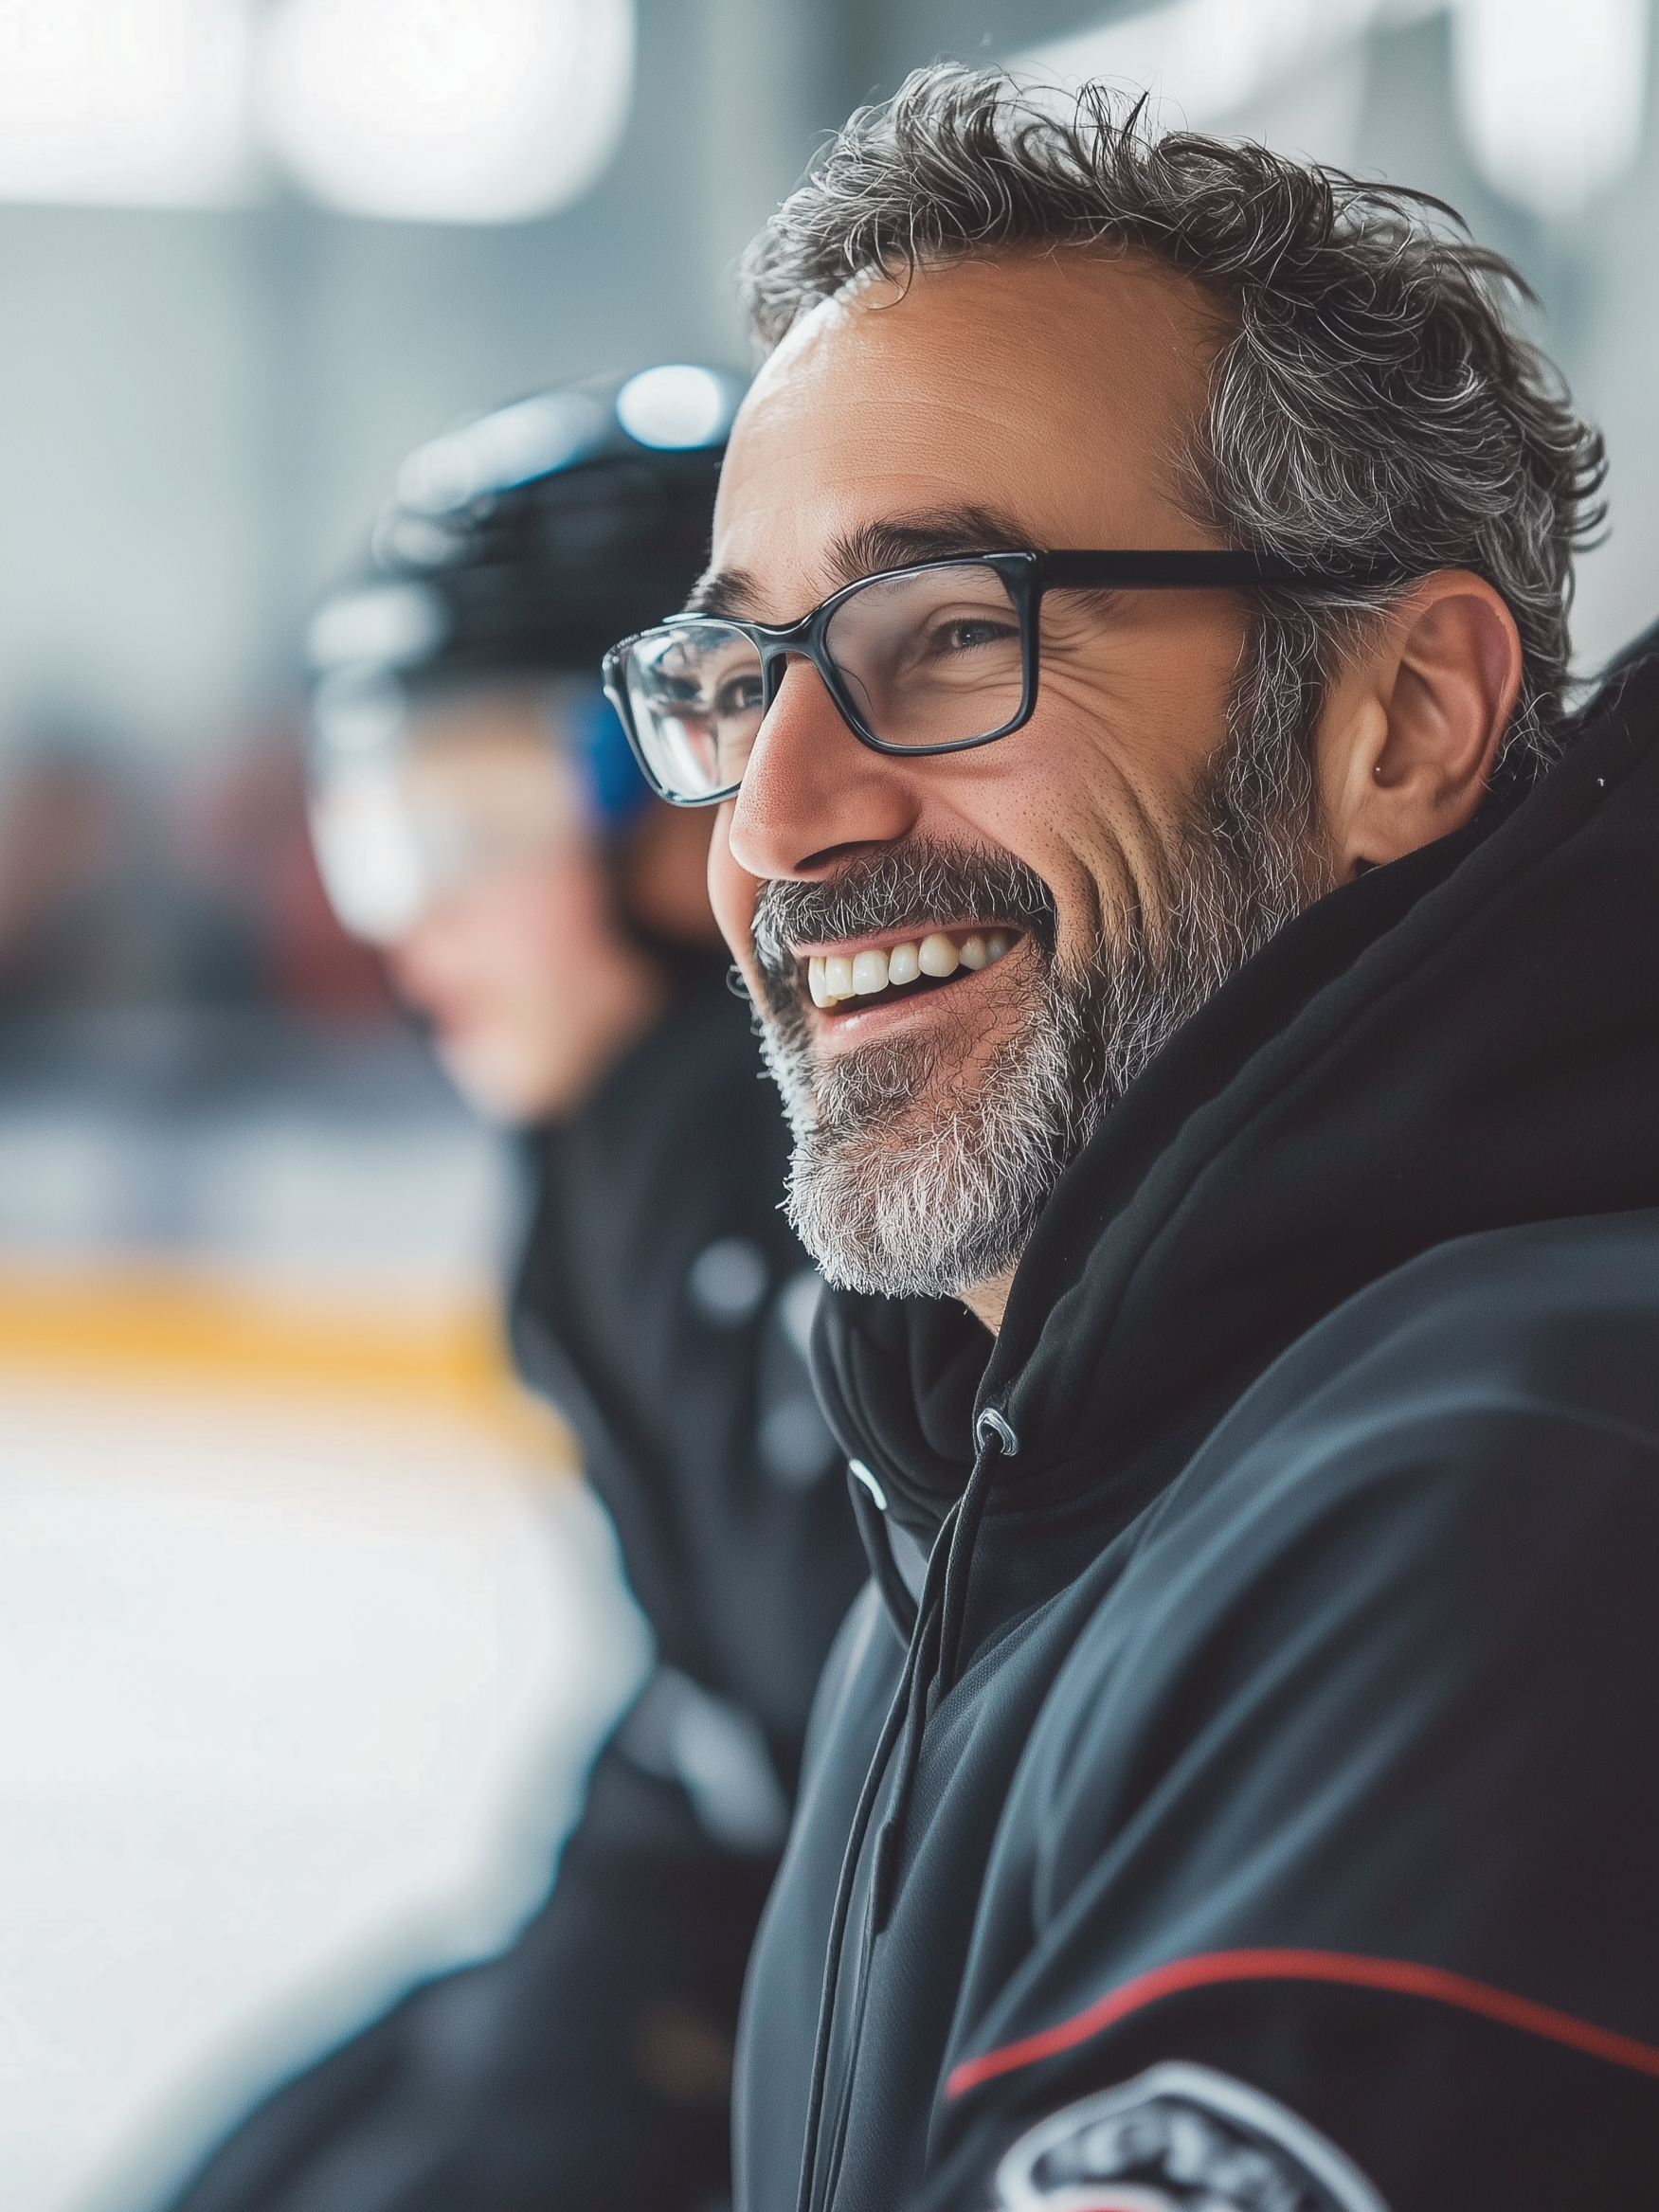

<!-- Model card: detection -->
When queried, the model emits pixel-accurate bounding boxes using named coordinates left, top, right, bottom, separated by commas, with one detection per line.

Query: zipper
left=796, top=1408, right=1018, bottom=2212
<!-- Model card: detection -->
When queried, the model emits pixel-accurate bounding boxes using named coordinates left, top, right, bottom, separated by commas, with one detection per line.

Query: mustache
left=749, top=841, right=1057, bottom=1012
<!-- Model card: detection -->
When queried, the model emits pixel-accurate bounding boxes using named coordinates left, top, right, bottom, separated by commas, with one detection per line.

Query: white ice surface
left=0, top=1379, right=649, bottom=2212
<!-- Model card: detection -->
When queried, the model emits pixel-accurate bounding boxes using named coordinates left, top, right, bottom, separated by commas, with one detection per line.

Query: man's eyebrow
left=683, top=565, right=761, bottom=618
left=827, top=507, right=1030, bottom=588
left=681, top=506, right=1032, bottom=624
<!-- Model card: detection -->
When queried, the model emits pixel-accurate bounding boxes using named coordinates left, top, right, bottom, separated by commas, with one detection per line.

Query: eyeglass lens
left=622, top=562, right=1025, bottom=800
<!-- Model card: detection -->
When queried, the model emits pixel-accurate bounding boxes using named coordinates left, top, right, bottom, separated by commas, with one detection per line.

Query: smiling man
left=606, top=69, right=1659, bottom=2212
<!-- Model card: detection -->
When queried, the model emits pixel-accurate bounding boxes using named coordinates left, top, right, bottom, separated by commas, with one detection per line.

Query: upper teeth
left=808, top=929, right=1011, bottom=1009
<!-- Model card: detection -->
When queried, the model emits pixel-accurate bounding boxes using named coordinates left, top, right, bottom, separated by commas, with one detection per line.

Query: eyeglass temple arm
left=1036, top=550, right=1416, bottom=590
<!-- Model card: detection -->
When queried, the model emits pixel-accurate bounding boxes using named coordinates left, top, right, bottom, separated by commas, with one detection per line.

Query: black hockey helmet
left=306, top=365, right=744, bottom=939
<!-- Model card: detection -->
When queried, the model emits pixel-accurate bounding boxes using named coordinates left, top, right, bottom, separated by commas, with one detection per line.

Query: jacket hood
left=813, top=628, right=1659, bottom=1576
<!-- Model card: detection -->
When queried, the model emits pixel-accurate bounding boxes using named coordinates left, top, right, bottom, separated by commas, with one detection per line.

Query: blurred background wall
left=1, top=0, right=1653, bottom=769
left=0, top=3, right=1653, bottom=2208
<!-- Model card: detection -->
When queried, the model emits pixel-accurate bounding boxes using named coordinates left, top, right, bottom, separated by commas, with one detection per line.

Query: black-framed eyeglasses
left=601, top=548, right=1412, bottom=807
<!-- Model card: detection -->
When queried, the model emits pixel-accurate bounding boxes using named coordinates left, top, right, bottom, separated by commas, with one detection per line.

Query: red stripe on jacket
left=946, top=1947, right=1659, bottom=2098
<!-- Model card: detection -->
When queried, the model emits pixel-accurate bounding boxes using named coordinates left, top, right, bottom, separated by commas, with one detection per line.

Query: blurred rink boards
left=0, top=1015, right=651, bottom=2212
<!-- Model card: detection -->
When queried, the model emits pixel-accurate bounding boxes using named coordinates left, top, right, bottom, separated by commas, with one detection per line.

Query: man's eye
left=930, top=618, right=1016, bottom=653
left=715, top=674, right=764, bottom=715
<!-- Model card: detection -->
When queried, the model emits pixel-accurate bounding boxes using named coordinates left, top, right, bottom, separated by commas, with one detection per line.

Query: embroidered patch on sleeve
left=992, top=2061, right=1389, bottom=2212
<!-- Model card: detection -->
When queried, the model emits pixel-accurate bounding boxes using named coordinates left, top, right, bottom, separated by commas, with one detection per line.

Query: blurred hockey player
left=163, top=369, right=868, bottom=2212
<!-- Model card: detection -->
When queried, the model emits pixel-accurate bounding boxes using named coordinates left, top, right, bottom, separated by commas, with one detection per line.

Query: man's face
left=380, top=697, right=658, bottom=1124
left=706, top=253, right=1325, bottom=1306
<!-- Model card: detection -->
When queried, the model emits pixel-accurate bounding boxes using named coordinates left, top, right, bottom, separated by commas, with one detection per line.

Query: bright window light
left=256, top=0, right=636, bottom=225
left=0, top=0, right=253, bottom=208
left=1452, top=0, right=1650, bottom=220
left=1017, top=0, right=1651, bottom=224
left=1013, top=0, right=1387, bottom=127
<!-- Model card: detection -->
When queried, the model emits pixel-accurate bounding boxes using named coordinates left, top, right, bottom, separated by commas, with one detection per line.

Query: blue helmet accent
left=569, top=688, right=651, bottom=832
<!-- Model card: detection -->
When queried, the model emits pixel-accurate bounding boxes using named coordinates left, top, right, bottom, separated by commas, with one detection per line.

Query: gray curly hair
left=738, top=65, right=1607, bottom=788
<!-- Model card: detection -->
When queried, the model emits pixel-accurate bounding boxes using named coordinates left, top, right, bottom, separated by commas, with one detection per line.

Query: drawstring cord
left=794, top=1408, right=1018, bottom=2212
left=936, top=1408, right=1016, bottom=1698
left=846, top=1470, right=920, bottom=1642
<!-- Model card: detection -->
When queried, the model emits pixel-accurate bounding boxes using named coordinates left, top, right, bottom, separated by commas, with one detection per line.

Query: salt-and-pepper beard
left=748, top=728, right=1333, bottom=1304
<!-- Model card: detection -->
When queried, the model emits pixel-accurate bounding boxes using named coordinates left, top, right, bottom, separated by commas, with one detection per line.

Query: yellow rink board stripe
left=0, top=1262, right=577, bottom=1464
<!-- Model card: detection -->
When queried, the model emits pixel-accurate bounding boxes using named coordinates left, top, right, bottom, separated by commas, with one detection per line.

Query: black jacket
left=736, top=634, right=1659, bottom=2212
left=163, top=962, right=868, bottom=2212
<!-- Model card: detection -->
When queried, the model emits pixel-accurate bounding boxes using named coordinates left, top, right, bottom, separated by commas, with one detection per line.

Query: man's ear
left=1317, top=572, right=1524, bottom=877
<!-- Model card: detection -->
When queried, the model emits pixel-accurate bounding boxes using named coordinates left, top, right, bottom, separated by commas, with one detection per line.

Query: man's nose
left=727, top=656, right=917, bottom=880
